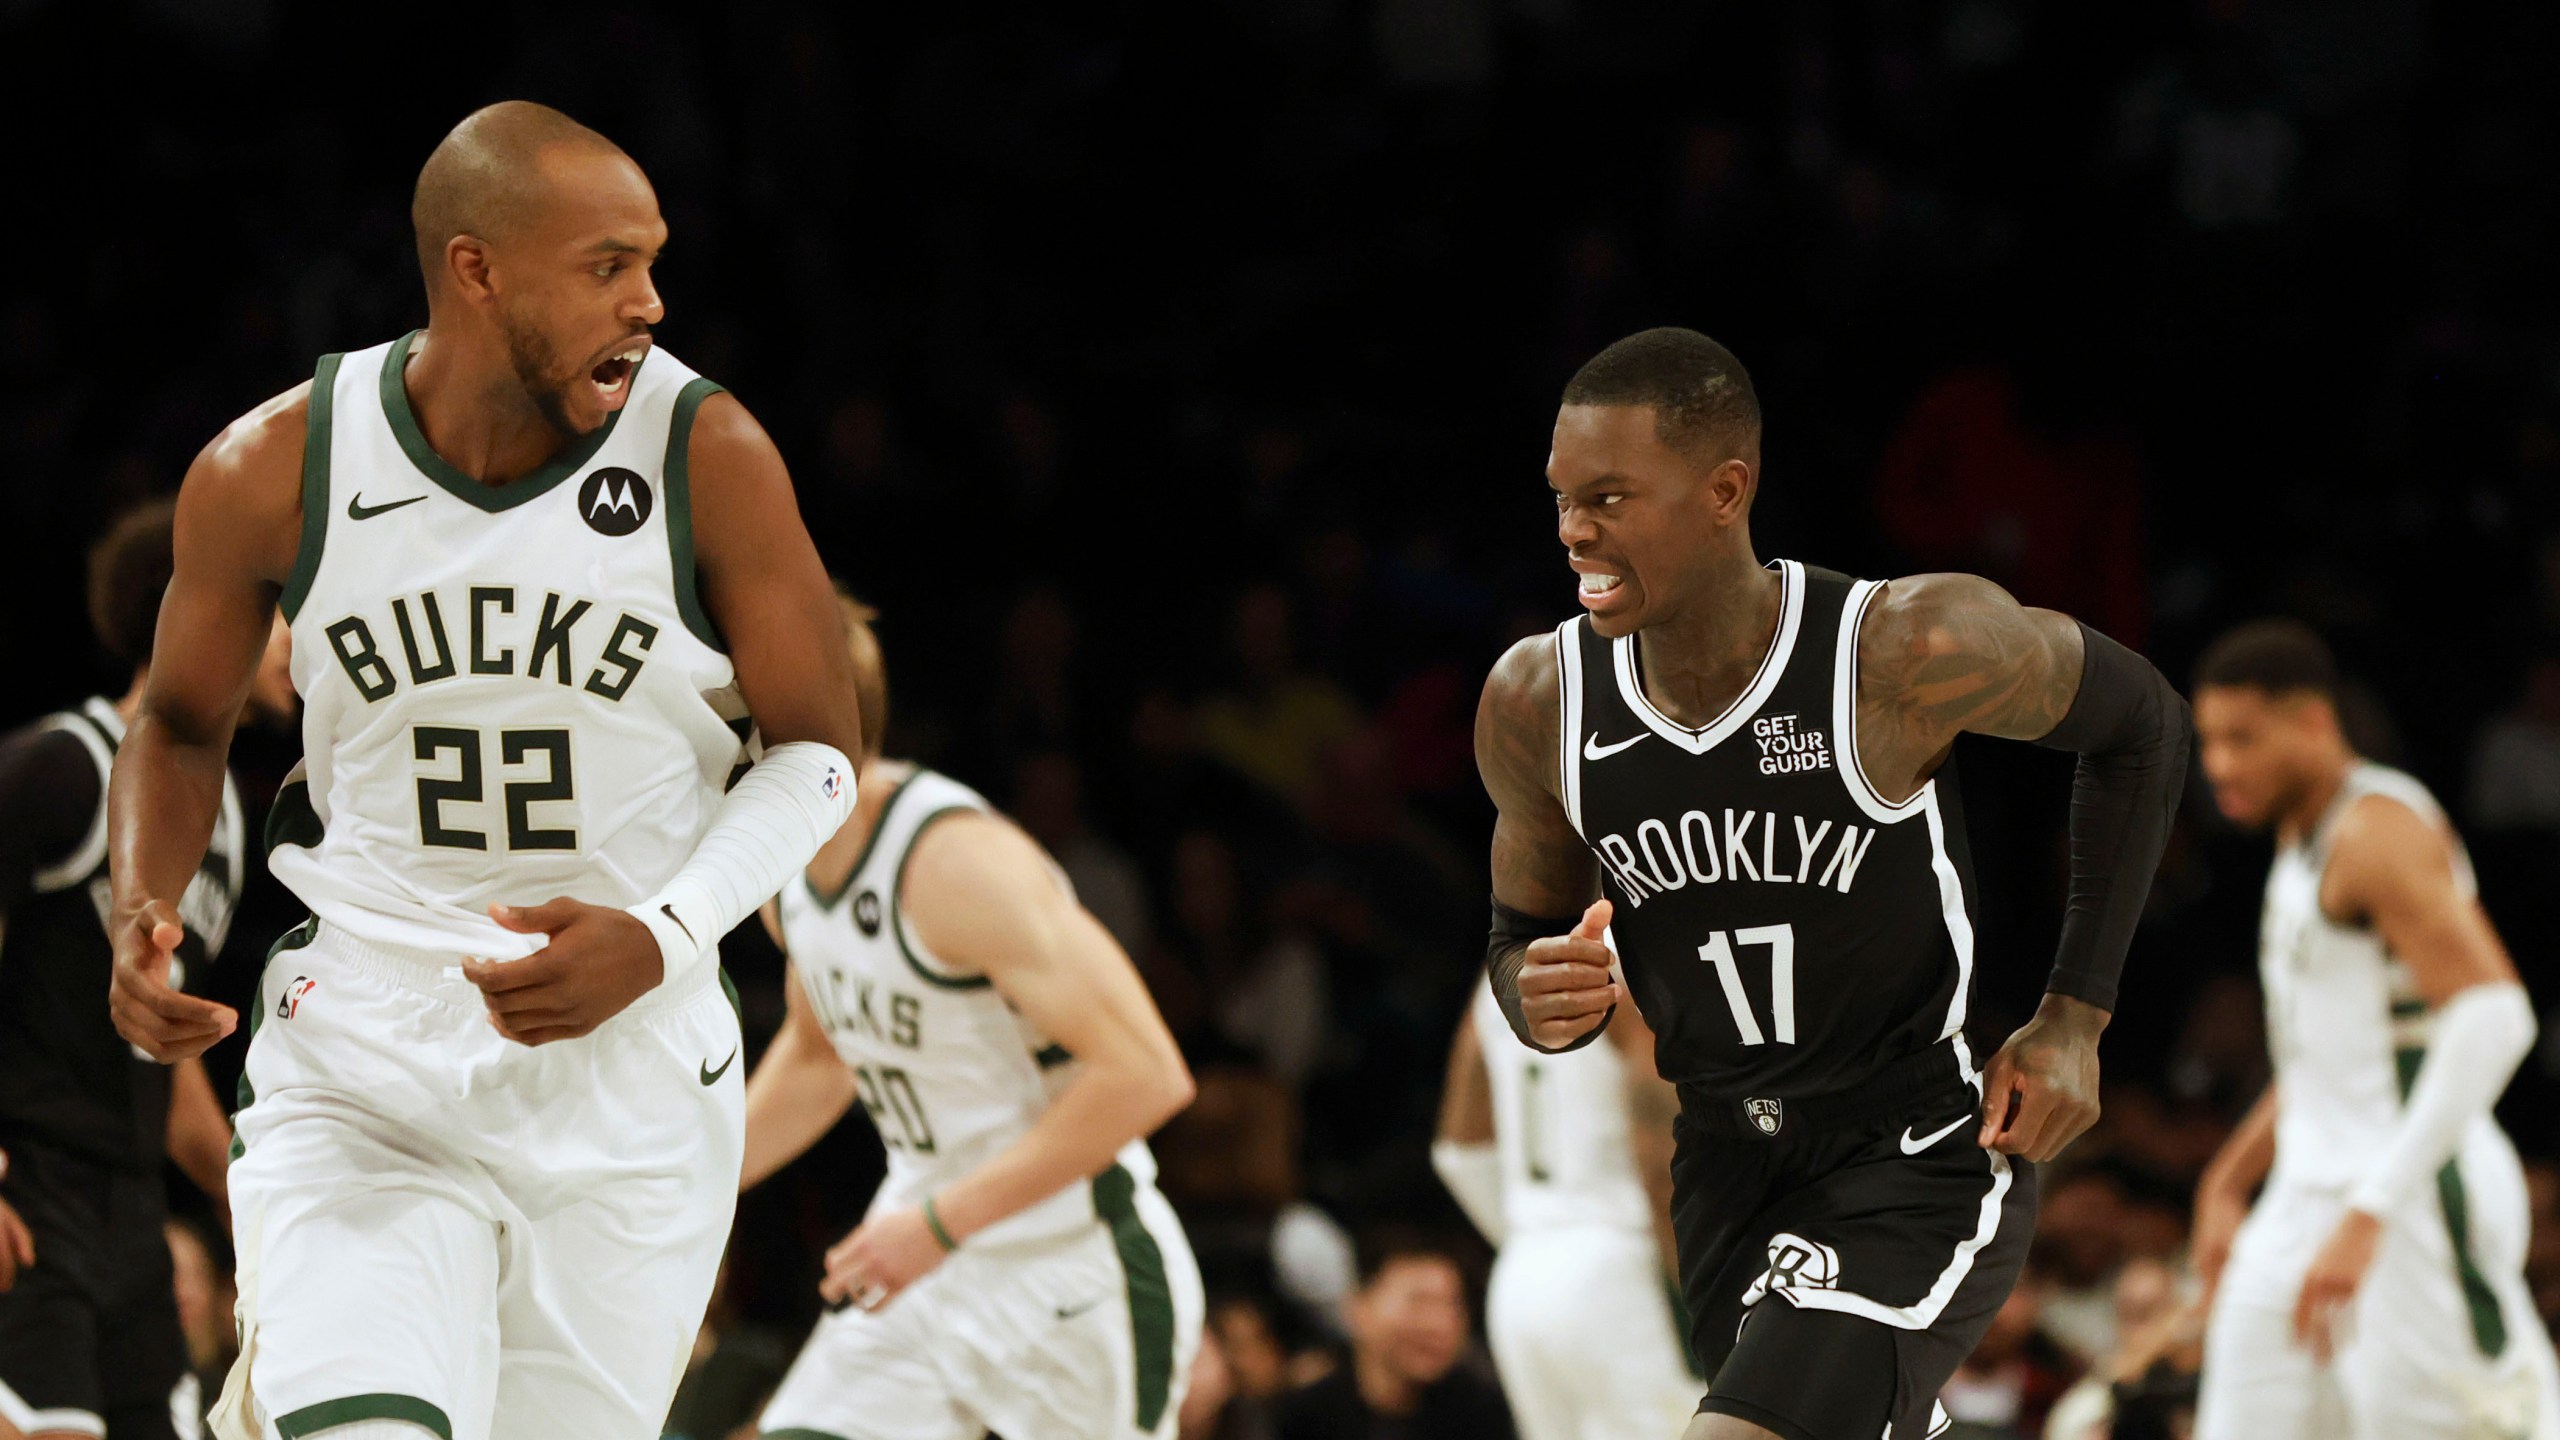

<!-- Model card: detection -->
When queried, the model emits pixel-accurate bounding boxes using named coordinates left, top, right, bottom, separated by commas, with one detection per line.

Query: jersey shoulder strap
left=866, top=769, right=1000, bottom=989
left=31, top=698, right=119, bottom=895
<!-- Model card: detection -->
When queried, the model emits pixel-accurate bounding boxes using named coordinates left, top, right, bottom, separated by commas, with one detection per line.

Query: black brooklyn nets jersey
left=0, top=699, right=244, bottom=1170
left=1558, top=560, right=1983, bottom=1097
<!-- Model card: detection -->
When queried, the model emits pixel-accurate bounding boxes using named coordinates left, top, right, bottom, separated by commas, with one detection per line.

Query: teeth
left=1581, top=573, right=1622, bottom=594
left=617, top=347, right=643, bottom=362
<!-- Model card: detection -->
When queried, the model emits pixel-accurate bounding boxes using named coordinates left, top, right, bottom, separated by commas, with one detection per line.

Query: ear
left=445, top=234, right=499, bottom=306
left=1706, top=456, right=1755, bottom=525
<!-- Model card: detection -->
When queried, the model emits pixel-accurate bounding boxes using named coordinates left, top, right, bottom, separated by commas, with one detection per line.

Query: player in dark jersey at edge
left=1477, top=328, right=2189, bottom=1440
left=0, top=500, right=292, bottom=1440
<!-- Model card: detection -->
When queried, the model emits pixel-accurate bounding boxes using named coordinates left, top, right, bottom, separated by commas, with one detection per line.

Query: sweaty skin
left=108, top=125, right=859, bottom=1061
left=1479, top=401, right=2106, bottom=1165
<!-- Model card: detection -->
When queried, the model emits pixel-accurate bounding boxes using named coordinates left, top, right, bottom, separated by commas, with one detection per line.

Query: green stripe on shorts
left=275, top=1392, right=452, bottom=1439
left=2393, top=1045, right=2509, bottom=1357
left=1094, top=1163, right=1176, bottom=1432
left=231, top=918, right=318, bottom=1162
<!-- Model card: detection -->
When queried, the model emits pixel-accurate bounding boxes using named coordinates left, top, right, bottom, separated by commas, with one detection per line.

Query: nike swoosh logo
left=1584, top=731, right=1652, bottom=761
left=1900, top=1115, right=1970, bottom=1155
left=700, top=1047, right=737, bottom=1086
left=661, top=904, right=696, bottom=944
left=1055, top=1298, right=1104, bottom=1320
left=346, top=493, right=427, bottom=521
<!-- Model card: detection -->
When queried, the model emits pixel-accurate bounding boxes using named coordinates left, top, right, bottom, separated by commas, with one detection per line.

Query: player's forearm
left=930, top=1048, right=1194, bottom=1243
left=629, top=741, right=855, bottom=990
left=107, top=714, right=231, bottom=919
left=2198, top=1084, right=2278, bottom=1202
left=740, top=1030, right=858, bottom=1191
left=165, top=1058, right=232, bottom=1209
left=2031, top=624, right=2192, bottom=1012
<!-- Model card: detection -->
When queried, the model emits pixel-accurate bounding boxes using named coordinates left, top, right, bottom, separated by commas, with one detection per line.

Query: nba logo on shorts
left=277, top=976, right=318, bottom=1020
left=1745, top=1097, right=1783, bottom=1136
left=822, top=767, right=844, bottom=801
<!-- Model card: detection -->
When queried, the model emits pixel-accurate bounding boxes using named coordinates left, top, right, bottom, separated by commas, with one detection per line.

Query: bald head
left=412, top=101, right=633, bottom=287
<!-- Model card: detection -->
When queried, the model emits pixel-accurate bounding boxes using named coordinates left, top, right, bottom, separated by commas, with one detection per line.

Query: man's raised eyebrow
left=588, top=237, right=659, bottom=256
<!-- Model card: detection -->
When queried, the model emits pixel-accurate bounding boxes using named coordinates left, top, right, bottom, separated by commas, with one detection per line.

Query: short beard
left=497, top=310, right=582, bottom=438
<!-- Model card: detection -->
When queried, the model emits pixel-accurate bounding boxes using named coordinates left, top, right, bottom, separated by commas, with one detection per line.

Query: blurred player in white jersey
left=1435, top=963, right=1700, bottom=1440
left=2189, top=620, right=2560, bottom=1440
left=741, top=592, right=1202, bottom=1440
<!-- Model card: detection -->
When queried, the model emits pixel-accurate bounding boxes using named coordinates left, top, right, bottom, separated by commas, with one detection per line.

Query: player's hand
left=2191, top=1180, right=2250, bottom=1311
left=819, top=1205, right=948, bottom=1312
left=464, top=899, right=665, bottom=1046
left=2292, top=1207, right=2381, bottom=1364
left=108, top=898, right=237, bottom=1063
left=0, top=1188, right=34, bottom=1292
left=1518, top=899, right=1621, bottom=1049
left=1976, top=993, right=2105, bottom=1162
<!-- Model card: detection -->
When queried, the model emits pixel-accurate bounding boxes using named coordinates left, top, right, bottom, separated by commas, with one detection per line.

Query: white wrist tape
left=1430, top=1139, right=1506, bottom=1245
left=630, top=741, right=856, bottom=986
left=2348, top=981, right=2536, bottom=1218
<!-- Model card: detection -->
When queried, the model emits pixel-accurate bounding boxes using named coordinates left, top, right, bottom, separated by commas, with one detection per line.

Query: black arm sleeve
left=2030, top=623, right=2192, bottom=1013
left=0, top=726, right=102, bottom=909
left=1488, top=899, right=1614, bottom=1054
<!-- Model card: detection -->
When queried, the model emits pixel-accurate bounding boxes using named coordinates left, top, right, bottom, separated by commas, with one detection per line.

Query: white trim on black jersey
left=1555, top=619, right=1587, bottom=839
left=29, top=699, right=118, bottom=896
left=1774, top=1151, right=2015, bottom=1333
left=1611, top=560, right=1804, bottom=755
left=1832, top=578, right=1932, bottom=827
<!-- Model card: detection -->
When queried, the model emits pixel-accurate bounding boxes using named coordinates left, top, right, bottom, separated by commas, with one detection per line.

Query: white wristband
left=2347, top=981, right=2536, bottom=1218
left=631, top=740, right=856, bottom=986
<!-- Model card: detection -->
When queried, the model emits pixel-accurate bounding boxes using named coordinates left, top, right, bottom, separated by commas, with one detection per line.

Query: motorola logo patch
left=578, top=467, right=653, bottom=536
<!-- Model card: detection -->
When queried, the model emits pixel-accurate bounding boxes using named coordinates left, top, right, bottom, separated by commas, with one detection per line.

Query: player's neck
left=403, top=325, right=572, bottom=486
left=2277, top=748, right=2356, bottom=845
left=1630, top=556, right=1783, bottom=728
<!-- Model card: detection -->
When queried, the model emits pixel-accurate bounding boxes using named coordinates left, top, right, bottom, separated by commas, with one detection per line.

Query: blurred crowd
left=12, top=0, right=2560, bottom=1436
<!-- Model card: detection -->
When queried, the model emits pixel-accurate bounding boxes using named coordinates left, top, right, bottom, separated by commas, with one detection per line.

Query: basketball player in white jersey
left=1434, top=972, right=1698, bottom=1440
left=2187, top=620, right=2559, bottom=1440
left=102, top=103, right=863, bottom=1440
left=740, top=592, right=1202, bottom=1440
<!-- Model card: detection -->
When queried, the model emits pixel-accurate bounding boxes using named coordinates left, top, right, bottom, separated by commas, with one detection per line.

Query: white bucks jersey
left=1470, top=977, right=1653, bottom=1239
left=775, top=767, right=1160, bottom=1247
left=2260, top=762, right=2506, bottom=1201
left=272, top=332, right=746, bottom=956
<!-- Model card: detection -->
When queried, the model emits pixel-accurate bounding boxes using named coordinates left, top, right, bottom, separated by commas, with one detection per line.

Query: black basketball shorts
left=0, top=1139, right=191, bottom=1440
left=1670, top=1042, right=2038, bottom=1440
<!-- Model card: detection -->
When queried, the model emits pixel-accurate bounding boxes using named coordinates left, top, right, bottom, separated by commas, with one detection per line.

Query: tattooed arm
left=1856, top=573, right=2190, bottom=1162
left=1476, top=634, right=1618, bottom=1051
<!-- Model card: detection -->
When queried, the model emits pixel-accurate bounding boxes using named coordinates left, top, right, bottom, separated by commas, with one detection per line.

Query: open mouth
left=589, top=342, right=648, bottom=409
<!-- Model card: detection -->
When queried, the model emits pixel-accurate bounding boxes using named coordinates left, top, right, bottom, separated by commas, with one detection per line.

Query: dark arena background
left=6, top=3, right=2558, bottom=1438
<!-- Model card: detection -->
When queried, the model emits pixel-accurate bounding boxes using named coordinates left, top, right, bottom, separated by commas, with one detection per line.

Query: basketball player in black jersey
left=1479, top=329, right=2188, bottom=1440
left=0, top=501, right=292, bottom=1440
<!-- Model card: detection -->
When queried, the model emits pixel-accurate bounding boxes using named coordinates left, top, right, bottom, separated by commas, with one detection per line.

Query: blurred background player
left=0, top=500, right=290, bottom=1440
left=103, top=101, right=862, bottom=1440
left=740, top=590, right=1202, bottom=1440
left=1433, top=975, right=1697, bottom=1440
left=2189, top=619, right=2560, bottom=1440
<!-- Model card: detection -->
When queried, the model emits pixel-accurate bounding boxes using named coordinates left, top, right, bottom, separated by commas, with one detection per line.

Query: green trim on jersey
left=2393, top=1045, right=2509, bottom=1357
left=379, top=331, right=623, bottom=513
left=275, top=1391, right=453, bottom=1440
left=231, top=918, right=318, bottom=1162
left=1094, top=1163, right=1177, bottom=1432
left=265, top=777, right=324, bottom=854
left=279, top=351, right=341, bottom=622
left=663, top=376, right=728, bottom=650
left=892, top=805, right=994, bottom=990
left=806, top=773, right=919, bottom=910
